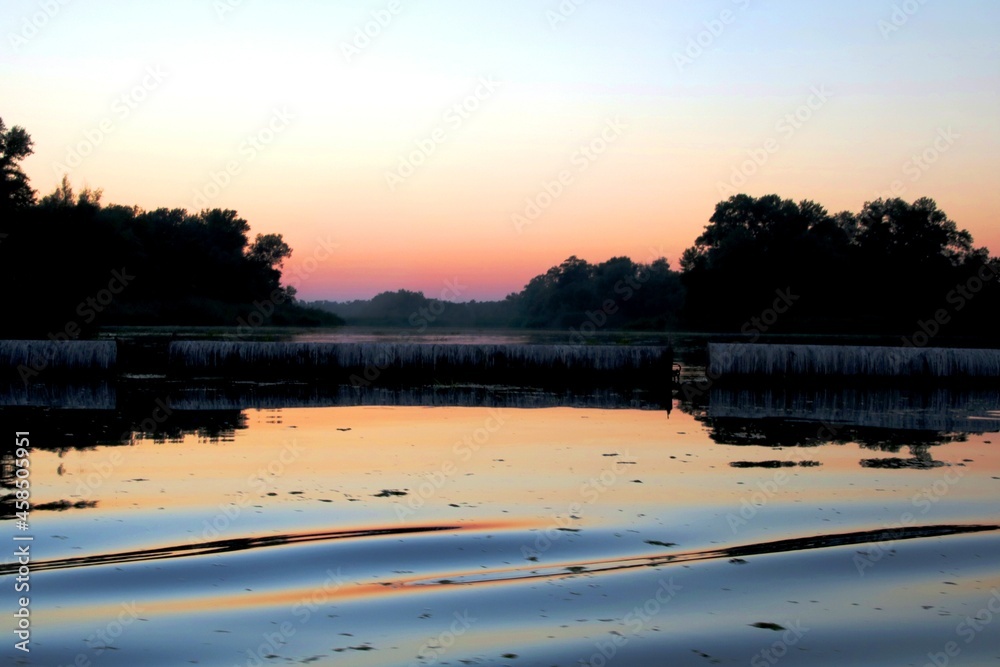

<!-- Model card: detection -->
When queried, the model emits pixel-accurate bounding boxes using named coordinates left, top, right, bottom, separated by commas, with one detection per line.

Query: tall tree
left=680, top=194, right=850, bottom=330
left=248, top=233, right=292, bottom=268
left=853, top=198, right=973, bottom=268
left=847, top=197, right=980, bottom=329
left=680, top=194, right=995, bottom=334
left=0, top=117, right=35, bottom=212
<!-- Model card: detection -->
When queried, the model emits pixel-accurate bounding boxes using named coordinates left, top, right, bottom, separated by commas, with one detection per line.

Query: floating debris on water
left=750, top=622, right=786, bottom=631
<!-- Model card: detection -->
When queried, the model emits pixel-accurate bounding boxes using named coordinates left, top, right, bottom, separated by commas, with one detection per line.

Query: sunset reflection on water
left=4, top=403, right=999, bottom=666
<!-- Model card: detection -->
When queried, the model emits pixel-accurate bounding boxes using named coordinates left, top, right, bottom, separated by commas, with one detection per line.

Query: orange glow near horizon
left=4, top=1, right=999, bottom=300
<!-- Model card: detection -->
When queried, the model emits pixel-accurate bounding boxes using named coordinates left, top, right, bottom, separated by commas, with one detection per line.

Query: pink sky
left=5, top=0, right=998, bottom=300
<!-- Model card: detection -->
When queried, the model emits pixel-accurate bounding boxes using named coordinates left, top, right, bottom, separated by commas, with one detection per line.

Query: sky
left=3, top=0, right=999, bottom=301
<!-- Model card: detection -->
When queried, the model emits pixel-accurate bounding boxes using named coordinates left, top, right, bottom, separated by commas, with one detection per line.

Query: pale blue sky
left=3, top=0, right=998, bottom=299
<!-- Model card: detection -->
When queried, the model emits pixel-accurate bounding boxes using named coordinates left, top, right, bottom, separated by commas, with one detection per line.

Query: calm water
left=2, top=385, right=999, bottom=666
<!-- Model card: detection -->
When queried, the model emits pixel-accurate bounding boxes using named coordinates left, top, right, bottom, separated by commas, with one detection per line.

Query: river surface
left=2, top=389, right=999, bottom=666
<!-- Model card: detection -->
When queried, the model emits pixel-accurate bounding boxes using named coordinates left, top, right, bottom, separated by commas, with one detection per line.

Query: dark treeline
left=314, top=290, right=519, bottom=330
left=0, top=118, right=340, bottom=338
left=316, top=194, right=1000, bottom=338
left=679, top=194, right=999, bottom=336
left=312, top=255, right=683, bottom=332
left=3, top=116, right=998, bottom=339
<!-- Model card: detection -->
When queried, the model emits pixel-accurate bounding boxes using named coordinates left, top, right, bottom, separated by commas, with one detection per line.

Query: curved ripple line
left=0, top=523, right=464, bottom=575
left=395, top=523, right=1000, bottom=588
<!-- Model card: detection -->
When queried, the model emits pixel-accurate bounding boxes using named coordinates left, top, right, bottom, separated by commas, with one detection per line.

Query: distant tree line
left=0, top=118, right=339, bottom=338
left=312, top=255, right=684, bottom=332
left=316, top=195, right=999, bottom=339
left=3, top=116, right=998, bottom=339
left=314, top=290, right=519, bottom=330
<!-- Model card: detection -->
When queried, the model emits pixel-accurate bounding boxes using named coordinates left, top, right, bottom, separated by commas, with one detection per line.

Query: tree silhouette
left=0, top=117, right=35, bottom=212
left=681, top=194, right=997, bottom=334
left=4, top=112, right=997, bottom=339
left=249, top=233, right=292, bottom=268
left=0, top=174, right=339, bottom=335
left=854, top=198, right=973, bottom=267
left=681, top=194, right=850, bottom=329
